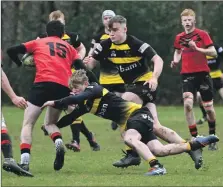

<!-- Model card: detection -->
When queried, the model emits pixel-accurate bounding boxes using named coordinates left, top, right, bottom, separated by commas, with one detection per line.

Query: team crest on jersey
left=141, top=114, right=154, bottom=122
left=111, top=51, right=116, bottom=57
left=124, top=50, right=131, bottom=57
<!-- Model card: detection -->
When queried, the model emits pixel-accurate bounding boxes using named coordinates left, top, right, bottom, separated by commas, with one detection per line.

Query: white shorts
left=1, top=113, right=7, bottom=128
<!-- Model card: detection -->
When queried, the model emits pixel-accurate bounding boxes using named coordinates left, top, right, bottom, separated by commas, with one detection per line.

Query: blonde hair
left=181, top=9, right=196, bottom=17
left=69, top=70, right=89, bottom=89
left=49, top=10, right=64, bottom=21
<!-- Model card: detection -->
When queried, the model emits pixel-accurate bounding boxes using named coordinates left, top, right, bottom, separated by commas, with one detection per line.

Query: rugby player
left=7, top=20, right=97, bottom=172
left=84, top=15, right=203, bottom=170
left=42, top=10, right=100, bottom=152
left=1, top=65, right=33, bottom=177
left=171, top=9, right=217, bottom=150
left=41, top=69, right=219, bottom=176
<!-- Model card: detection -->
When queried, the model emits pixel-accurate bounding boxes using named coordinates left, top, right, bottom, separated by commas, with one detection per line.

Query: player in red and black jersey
left=38, top=10, right=86, bottom=59
left=7, top=20, right=97, bottom=173
left=171, top=9, right=218, bottom=149
left=40, top=10, right=100, bottom=153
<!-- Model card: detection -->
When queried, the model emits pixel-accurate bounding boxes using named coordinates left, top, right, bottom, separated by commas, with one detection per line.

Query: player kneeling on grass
left=41, top=70, right=219, bottom=176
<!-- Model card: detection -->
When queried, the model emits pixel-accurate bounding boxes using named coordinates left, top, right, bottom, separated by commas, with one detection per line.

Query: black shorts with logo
left=102, top=83, right=126, bottom=93
left=126, top=107, right=157, bottom=144
left=28, top=82, right=71, bottom=107
left=182, top=72, right=213, bottom=102
left=212, top=78, right=223, bottom=91
left=125, top=82, right=156, bottom=105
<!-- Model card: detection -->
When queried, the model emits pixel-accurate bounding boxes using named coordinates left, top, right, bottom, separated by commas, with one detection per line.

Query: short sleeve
left=203, top=32, right=213, bottom=48
left=174, top=35, right=181, bottom=50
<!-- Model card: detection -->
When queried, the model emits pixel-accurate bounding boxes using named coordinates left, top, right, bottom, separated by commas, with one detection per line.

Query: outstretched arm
left=72, top=59, right=99, bottom=83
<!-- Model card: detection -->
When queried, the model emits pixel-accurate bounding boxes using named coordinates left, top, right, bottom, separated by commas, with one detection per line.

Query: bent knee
left=202, top=100, right=214, bottom=113
left=183, top=92, right=194, bottom=111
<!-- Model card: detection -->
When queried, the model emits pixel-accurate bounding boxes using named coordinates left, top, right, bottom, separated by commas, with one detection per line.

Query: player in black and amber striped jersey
left=41, top=70, right=219, bottom=176
left=87, top=10, right=125, bottom=94
left=85, top=10, right=126, bottom=130
left=39, top=10, right=100, bottom=152
left=197, top=44, right=223, bottom=128
left=85, top=15, right=200, bottom=170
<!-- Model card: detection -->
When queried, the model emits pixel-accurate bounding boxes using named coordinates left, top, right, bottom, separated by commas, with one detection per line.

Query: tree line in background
left=1, top=1, right=223, bottom=105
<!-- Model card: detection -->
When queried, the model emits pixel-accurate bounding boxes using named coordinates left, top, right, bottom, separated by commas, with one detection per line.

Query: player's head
left=102, top=10, right=116, bottom=28
left=69, top=70, right=89, bottom=94
left=46, top=20, right=65, bottom=38
left=181, top=9, right=196, bottom=32
left=49, top=10, right=65, bottom=24
left=108, top=15, right=127, bottom=43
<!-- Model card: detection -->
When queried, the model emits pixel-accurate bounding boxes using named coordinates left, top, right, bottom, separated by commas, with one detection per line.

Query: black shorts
left=102, top=84, right=126, bottom=93
left=125, top=82, right=156, bottom=105
left=212, top=78, right=223, bottom=91
left=182, top=72, right=213, bottom=102
left=28, top=82, right=71, bottom=107
left=126, top=107, right=157, bottom=144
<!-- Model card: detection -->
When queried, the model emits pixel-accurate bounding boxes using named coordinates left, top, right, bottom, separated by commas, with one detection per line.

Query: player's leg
left=196, top=91, right=207, bottom=125
left=124, top=108, right=166, bottom=176
left=147, top=135, right=219, bottom=156
left=146, top=102, right=186, bottom=143
left=66, top=118, right=81, bottom=152
left=44, top=106, right=66, bottom=171
left=1, top=115, right=13, bottom=161
left=20, top=101, right=42, bottom=171
left=79, top=120, right=100, bottom=151
left=66, top=118, right=100, bottom=152
left=112, top=91, right=142, bottom=168
left=199, top=75, right=217, bottom=150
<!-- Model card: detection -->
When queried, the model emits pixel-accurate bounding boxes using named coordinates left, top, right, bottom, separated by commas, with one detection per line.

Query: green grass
left=2, top=106, right=223, bottom=186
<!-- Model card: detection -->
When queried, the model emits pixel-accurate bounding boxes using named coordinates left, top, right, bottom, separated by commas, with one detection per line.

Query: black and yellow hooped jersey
left=206, top=44, right=223, bottom=78
left=92, top=35, right=155, bottom=84
left=91, top=32, right=124, bottom=85
left=55, top=83, right=141, bottom=126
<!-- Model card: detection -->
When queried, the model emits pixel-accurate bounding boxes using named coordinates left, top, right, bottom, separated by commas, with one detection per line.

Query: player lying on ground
left=41, top=70, right=219, bottom=176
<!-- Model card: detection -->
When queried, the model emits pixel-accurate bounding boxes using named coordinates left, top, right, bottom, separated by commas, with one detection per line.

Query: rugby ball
left=21, top=53, right=35, bottom=67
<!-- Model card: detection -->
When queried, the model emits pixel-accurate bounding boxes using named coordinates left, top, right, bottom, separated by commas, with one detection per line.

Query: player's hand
left=11, top=96, right=28, bottom=109
left=188, top=40, right=197, bottom=50
left=83, top=56, right=91, bottom=65
left=143, top=77, right=158, bottom=92
left=41, top=101, right=55, bottom=110
left=170, top=60, right=179, bottom=68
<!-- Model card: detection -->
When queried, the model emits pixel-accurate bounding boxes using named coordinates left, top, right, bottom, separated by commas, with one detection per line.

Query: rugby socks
left=50, top=132, right=63, bottom=151
left=189, top=124, right=198, bottom=137
left=148, top=158, right=162, bottom=168
left=199, top=104, right=207, bottom=118
left=80, top=121, right=93, bottom=141
left=1, top=129, right=13, bottom=159
left=20, top=143, right=31, bottom=165
left=70, top=123, right=81, bottom=144
left=208, top=120, right=216, bottom=135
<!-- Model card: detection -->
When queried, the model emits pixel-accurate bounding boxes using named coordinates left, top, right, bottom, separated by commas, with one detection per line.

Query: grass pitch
left=2, top=106, right=223, bottom=186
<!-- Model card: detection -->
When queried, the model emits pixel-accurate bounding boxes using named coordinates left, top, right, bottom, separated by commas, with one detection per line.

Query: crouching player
left=41, top=70, right=219, bottom=176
